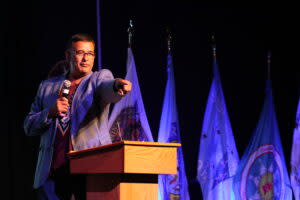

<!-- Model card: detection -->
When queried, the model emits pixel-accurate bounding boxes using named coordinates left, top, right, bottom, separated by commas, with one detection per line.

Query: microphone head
left=61, top=80, right=71, bottom=98
left=63, top=80, right=71, bottom=88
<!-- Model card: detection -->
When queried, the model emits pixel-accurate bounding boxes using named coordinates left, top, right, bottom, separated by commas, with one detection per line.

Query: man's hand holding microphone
left=49, top=80, right=71, bottom=118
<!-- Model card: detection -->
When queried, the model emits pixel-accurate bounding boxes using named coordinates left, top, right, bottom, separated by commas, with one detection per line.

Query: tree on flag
left=291, top=97, right=300, bottom=200
left=197, top=45, right=239, bottom=200
left=233, top=81, right=292, bottom=200
left=108, top=48, right=153, bottom=142
left=158, top=54, right=190, bottom=200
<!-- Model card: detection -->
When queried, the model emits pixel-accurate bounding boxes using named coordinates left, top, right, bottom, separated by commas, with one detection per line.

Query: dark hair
left=47, top=60, right=69, bottom=79
left=66, top=33, right=95, bottom=49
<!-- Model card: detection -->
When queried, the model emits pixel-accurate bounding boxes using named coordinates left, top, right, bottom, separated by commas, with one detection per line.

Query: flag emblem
left=259, top=172, right=274, bottom=199
left=109, top=102, right=148, bottom=142
left=241, top=144, right=284, bottom=200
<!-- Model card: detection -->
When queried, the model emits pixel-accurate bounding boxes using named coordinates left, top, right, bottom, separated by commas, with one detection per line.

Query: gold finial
left=166, top=28, right=172, bottom=54
left=267, top=50, right=272, bottom=80
left=211, top=34, right=217, bottom=59
left=127, top=19, right=134, bottom=47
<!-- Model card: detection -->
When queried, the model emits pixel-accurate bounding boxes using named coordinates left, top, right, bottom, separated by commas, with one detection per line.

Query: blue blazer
left=24, top=69, right=122, bottom=188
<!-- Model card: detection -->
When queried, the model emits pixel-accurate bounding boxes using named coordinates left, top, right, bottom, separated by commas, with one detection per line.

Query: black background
left=3, top=1, right=300, bottom=199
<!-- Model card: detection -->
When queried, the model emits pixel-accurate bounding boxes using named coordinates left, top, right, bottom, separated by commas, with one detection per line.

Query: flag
left=158, top=54, right=190, bottom=200
left=233, top=81, right=292, bottom=200
left=108, top=48, right=153, bottom=142
left=291, top=97, right=300, bottom=200
left=197, top=56, right=239, bottom=200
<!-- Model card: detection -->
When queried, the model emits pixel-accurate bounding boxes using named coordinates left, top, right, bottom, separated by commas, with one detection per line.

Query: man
left=24, top=33, right=132, bottom=199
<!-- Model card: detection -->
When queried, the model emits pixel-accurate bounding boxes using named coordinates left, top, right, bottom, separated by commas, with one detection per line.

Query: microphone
left=58, top=80, right=71, bottom=118
left=61, top=80, right=71, bottom=98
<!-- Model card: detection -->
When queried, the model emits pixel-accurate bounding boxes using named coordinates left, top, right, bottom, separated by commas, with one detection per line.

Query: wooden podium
left=68, top=140, right=181, bottom=200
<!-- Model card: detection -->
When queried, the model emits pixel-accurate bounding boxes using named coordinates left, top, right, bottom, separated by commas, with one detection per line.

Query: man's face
left=68, top=41, right=95, bottom=78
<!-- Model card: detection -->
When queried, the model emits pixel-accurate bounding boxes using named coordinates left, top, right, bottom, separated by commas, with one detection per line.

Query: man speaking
left=24, top=33, right=132, bottom=200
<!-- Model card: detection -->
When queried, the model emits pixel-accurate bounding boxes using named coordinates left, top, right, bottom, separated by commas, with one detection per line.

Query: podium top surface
left=68, top=140, right=181, bottom=157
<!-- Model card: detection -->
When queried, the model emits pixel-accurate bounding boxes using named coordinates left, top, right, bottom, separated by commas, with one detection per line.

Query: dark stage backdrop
left=3, top=1, right=300, bottom=199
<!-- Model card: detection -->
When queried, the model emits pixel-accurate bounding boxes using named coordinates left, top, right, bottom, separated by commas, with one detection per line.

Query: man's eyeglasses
left=74, top=50, right=95, bottom=58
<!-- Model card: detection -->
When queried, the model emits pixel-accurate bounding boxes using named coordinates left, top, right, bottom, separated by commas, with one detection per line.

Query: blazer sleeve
left=23, top=81, right=54, bottom=136
left=96, top=69, right=123, bottom=104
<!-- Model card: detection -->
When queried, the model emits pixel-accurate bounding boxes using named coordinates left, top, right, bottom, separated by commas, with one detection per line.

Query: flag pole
left=96, top=0, right=102, bottom=70
left=267, top=50, right=272, bottom=81
left=127, top=20, right=134, bottom=48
